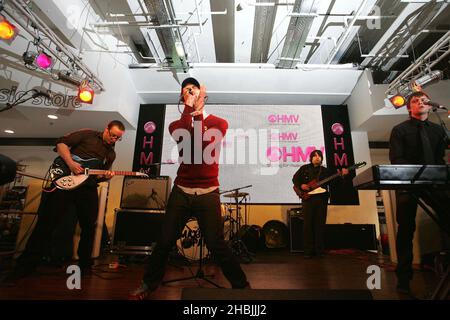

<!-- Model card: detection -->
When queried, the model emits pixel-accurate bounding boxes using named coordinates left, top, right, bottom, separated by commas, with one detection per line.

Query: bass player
left=292, top=150, right=348, bottom=258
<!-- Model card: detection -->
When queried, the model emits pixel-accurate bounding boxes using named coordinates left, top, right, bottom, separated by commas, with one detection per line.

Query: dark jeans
left=143, top=185, right=248, bottom=289
left=302, top=195, right=328, bottom=256
left=17, top=186, right=99, bottom=268
left=395, top=189, right=450, bottom=282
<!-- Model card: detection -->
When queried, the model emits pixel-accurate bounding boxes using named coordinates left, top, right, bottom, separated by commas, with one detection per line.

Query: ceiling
left=0, top=0, right=449, bottom=142
left=86, top=0, right=450, bottom=82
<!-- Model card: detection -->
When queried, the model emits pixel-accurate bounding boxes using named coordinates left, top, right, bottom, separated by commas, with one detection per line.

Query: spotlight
left=22, top=51, right=37, bottom=69
left=0, top=16, right=18, bottom=42
left=34, top=52, right=53, bottom=70
left=389, top=95, right=406, bottom=109
left=78, top=80, right=94, bottom=104
left=409, top=70, right=443, bottom=92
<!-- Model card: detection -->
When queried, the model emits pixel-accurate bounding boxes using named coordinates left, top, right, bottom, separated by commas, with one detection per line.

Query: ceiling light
left=4, top=129, right=14, bottom=134
left=175, top=41, right=185, bottom=58
left=47, top=114, right=58, bottom=120
left=0, top=16, right=18, bottom=42
left=78, top=80, right=94, bottom=104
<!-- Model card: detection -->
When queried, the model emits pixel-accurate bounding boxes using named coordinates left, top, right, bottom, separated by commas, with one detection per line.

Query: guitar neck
left=314, top=164, right=360, bottom=187
left=315, top=172, right=341, bottom=187
left=87, top=170, right=140, bottom=176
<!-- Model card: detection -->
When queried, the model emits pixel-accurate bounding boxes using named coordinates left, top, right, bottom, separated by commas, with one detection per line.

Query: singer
left=389, top=91, right=450, bottom=295
left=130, top=77, right=250, bottom=299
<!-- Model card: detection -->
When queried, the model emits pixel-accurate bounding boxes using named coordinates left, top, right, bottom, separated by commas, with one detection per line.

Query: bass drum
left=238, top=225, right=265, bottom=253
left=262, top=220, right=289, bottom=249
left=176, top=218, right=209, bottom=261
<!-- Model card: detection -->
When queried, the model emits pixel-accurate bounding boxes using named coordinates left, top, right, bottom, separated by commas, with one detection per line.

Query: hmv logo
left=268, top=114, right=300, bottom=124
left=271, top=132, right=298, bottom=141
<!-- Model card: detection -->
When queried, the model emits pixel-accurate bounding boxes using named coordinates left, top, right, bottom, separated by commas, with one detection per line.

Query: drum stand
left=228, top=194, right=254, bottom=263
left=163, top=231, right=222, bottom=288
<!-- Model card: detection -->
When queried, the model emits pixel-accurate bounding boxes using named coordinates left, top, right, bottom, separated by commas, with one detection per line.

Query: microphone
left=32, top=88, right=53, bottom=99
left=425, top=100, right=448, bottom=110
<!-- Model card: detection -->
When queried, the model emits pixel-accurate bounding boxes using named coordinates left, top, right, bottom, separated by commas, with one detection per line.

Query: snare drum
left=176, top=218, right=209, bottom=261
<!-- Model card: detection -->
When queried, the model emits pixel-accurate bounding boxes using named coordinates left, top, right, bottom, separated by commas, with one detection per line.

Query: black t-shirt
left=55, top=129, right=116, bottom=169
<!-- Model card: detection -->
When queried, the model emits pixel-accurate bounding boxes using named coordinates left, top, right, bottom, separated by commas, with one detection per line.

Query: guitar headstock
left=136, top=172, right=149, bottom=178
left=353, top=161, right=367, bottom=169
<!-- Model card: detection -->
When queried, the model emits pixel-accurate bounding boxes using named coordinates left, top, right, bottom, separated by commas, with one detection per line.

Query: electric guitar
left=293, top=161, right=367, bottom=201
left=49, top=155, right=147, bottom=190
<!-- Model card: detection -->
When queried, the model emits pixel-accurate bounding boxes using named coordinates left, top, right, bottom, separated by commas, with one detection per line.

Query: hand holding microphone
left=190, top=85, right=207, bottom=116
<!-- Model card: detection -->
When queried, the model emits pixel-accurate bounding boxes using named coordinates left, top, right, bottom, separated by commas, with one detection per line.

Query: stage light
left=47, top=114, right=58, bottom=120
left=389, top=95, right=406, bottom=109
left=409, top=70, right=442, bottom=92
left=22, top=51, right=37, bottom=68
left=78, top=80, right=94, bottom=104
left=34, top=52, right=53, bottom=69
left=0, top=16, right=18, bottom=42
left=4, top=129, right=14, bottom=134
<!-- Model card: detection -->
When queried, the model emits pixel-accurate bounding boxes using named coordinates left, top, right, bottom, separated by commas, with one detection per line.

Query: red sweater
left=169, top=106, right=228, bottom=188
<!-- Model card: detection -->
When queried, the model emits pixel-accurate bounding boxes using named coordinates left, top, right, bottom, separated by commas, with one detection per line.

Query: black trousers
left=395, top=189, right=450, bottom=282
left=17, top=186, right=99, bottom=268
left=302, top=195, right=328, bottom=256
left=143, top=185, right=248, bottom=289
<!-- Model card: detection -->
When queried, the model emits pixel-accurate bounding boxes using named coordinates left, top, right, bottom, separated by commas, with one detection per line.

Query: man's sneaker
left=129, top=282, right=152, bottom=300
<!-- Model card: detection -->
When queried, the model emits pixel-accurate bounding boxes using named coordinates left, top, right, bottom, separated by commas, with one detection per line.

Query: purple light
left=35, top=52, right=53, bottom=69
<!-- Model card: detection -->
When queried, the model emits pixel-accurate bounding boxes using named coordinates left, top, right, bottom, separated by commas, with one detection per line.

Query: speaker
left=324, top=224, right=377, bottom=250
left=111, top=209, right=164, bottom=254
left=120, top=176, right=171, bottom=210
left=289, top=207, right=303, bottom=252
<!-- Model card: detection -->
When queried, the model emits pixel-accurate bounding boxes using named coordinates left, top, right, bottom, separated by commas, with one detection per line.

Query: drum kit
left=220, top=185, right=254, bottom=263
left=174, top=185, right=254, bottom=264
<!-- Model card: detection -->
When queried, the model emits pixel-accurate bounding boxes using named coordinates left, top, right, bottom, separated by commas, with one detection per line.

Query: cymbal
left=223, top=192, right=249, bottom=198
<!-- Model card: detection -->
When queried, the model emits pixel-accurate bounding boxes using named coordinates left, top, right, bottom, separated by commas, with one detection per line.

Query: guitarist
left=9, top=120, right=125, bottom=280
left=292, top=150, right=348, bottom=258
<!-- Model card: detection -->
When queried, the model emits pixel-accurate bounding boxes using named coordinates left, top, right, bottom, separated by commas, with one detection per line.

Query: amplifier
left=111, top=209, right=164, bottom=255
left=288, top=204, right=377, bottom=252
left=120, top=176, right=171, bottom=210
left=288, top=207, right=303, bottom=252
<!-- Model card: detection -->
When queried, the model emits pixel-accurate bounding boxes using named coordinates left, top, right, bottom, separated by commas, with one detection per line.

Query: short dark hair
left=406, top=91, right=430, bottom=110
left=309, top=150, right=323, bottom=163
left=108, top=120, right=125, bottom=131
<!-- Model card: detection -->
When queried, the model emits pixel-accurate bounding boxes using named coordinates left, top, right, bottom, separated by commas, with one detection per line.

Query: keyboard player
left=389, top=91, right=450, bottom=294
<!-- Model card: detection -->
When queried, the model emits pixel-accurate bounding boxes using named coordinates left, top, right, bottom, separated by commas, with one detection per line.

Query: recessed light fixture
left=4, top=129, right=14, bottom=134
left=48, top=114, right=58, bottom=120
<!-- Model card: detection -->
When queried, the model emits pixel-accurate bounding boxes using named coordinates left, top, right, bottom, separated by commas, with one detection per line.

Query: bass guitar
left=49, top=155, right=147, bottom=190
left=293, top=161, right=366, bottom=201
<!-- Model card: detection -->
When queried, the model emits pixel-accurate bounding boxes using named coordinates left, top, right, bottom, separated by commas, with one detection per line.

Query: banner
left=321, top=105, right=359, bottom=205
left=132, top=104, right=166, bottom=176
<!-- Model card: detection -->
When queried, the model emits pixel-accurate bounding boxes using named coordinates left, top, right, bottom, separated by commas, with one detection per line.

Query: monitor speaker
left=111, top=209, right=164, bottom=254
left=120, top=176, right=171, bottom=210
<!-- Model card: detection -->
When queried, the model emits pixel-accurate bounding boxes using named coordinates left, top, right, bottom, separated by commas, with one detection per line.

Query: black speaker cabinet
left=324, top=224, right=377, bottom=250
left=111, top=209, right=164, bottom=254
left=289, top=207, right=303, bottom=252
left=121, top=176, right=171, bottom=210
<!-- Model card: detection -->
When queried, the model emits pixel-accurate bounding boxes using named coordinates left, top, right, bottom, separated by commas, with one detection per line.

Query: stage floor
left=0, top=249, right=442, bottom=300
